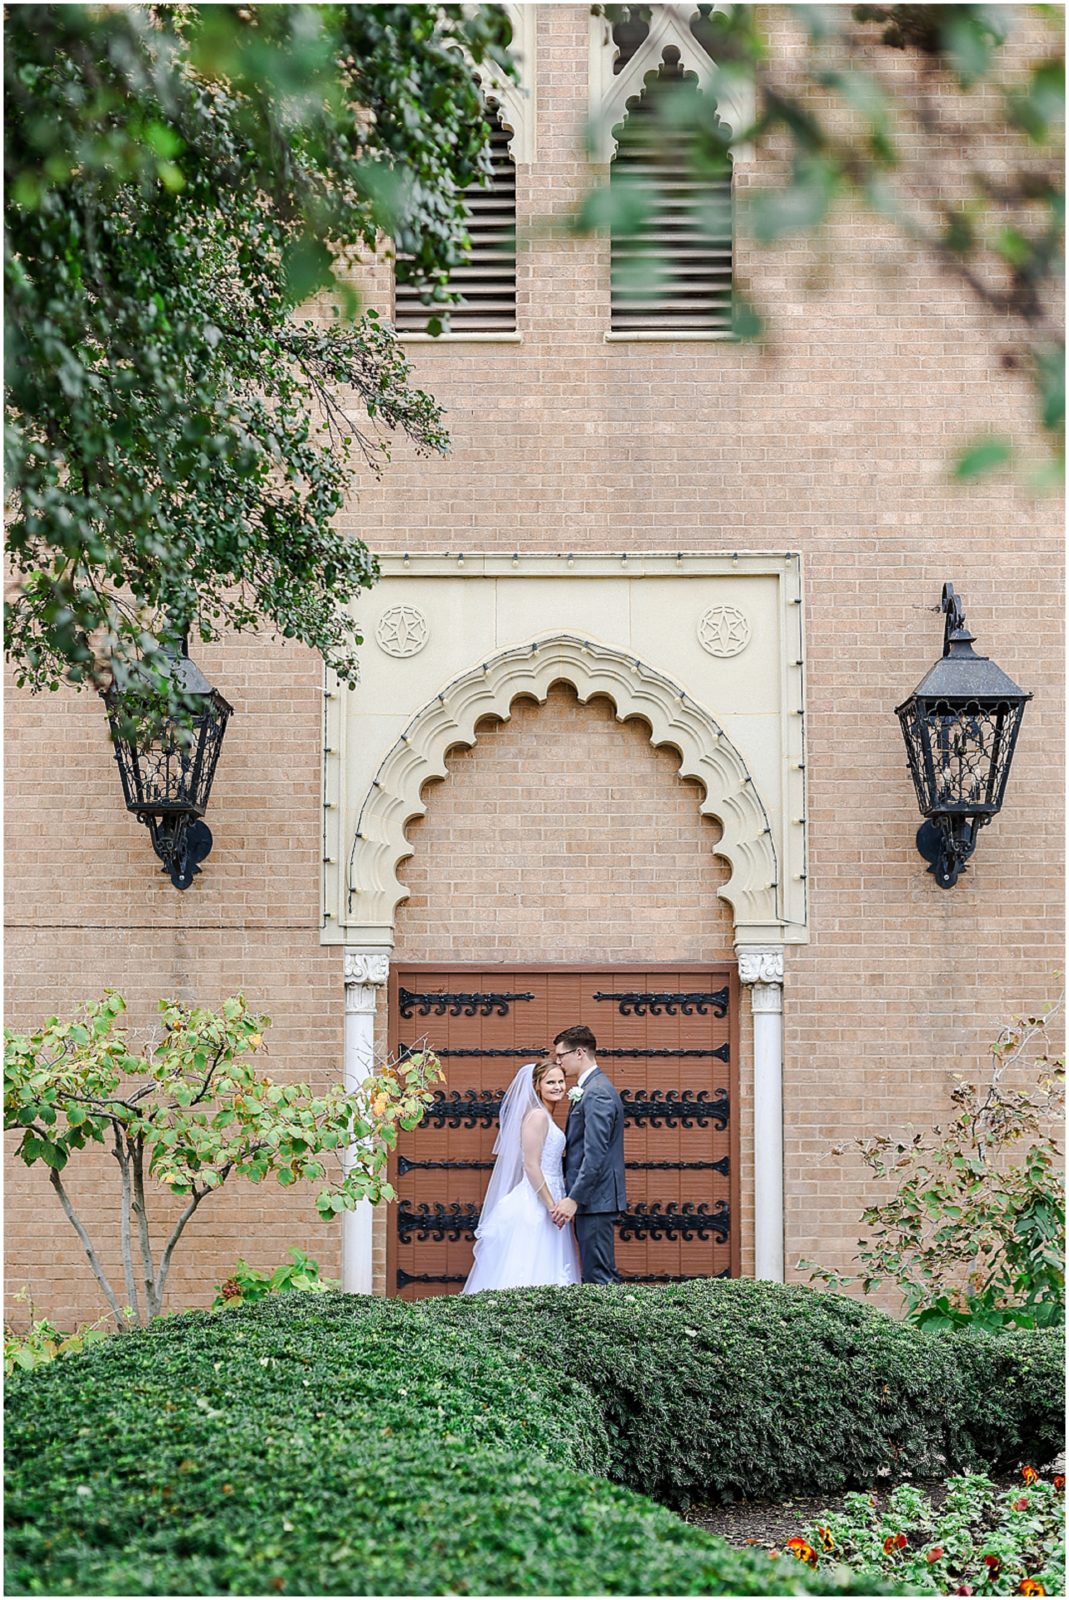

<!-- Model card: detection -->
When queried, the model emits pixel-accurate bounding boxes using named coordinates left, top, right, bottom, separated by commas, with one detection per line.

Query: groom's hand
left=551, top=1197, right=578, bottom=1228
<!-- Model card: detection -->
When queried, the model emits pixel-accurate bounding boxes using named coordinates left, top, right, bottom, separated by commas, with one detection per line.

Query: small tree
left=4, top=992, right=441, bottom=1325
left=801, top=999, right=1065, bottom=1329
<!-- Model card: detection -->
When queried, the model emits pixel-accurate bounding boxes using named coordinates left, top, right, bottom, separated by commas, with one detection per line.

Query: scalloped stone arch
left=592, top=4, right=750, bottom=162
left=347, top=634, right=779, bottom=935
left=475, top=3, right=535, bottom=163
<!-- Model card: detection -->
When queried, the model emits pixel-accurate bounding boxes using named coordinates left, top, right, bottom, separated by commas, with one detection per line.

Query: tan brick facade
left=5, top=7, right=1062, bottom=1325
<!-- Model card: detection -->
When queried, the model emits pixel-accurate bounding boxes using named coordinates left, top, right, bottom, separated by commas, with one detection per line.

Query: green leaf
left=952, top=436, right=1014, bottom=481
left=282, top=235, right=334, bottom=306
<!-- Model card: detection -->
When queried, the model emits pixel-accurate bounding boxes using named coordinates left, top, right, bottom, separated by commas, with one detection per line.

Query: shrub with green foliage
left=802, top=1001, right=1065, bottom=1332
left=211, top=1249, right=339, bottom=1308
left=429, top=1279, right=1066, bottom=1508
left=6, top=1281, right=1062, bottom=1596
left=4, top=1314, right=110, bottom=1376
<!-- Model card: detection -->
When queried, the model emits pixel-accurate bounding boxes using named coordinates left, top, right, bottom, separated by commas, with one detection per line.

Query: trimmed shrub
left=6, top=1281, right=1061, bottom=1595
left=428, top=1278, right=1066, bottom=1506
left=5, top=1292, right=901, bottom=1597
left=945, top=1325, right=1067, bottom=1468
left=6, top=1430, right=901, bottom=1597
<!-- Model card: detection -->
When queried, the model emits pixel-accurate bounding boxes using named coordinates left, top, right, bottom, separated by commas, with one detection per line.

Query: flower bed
left=5, top=1280, right=1062, bottom=1596
left=789, top=1469, right=1065, bottom=1595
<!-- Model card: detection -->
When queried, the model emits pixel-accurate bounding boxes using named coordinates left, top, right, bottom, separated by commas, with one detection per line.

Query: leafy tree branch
left=4, top=4, right=516, bottom=709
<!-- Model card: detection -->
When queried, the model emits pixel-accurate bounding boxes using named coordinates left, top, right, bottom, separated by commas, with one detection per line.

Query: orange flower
left=815, top=1525, right=835, bottom=1552
left=1053, top=1475, right=1065, bottom=1492
left=785, top=1537, right=818, bottom=1567
left=984, top=1554, right=1003, bottom=1576
left=1019, top=1581, right=1047, bottom=1596
left=1022, top=1466, right=1039, bottom=1485
left=926, top=1547, right=945, bottom=1564
left=883, top=1532, right=908, bottom=1554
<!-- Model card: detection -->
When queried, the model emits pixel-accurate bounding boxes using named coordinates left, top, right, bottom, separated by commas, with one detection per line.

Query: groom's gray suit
left=564, top=1066, right=627, bottom=1285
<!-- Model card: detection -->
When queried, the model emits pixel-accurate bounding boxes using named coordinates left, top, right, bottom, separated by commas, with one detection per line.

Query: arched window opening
left=394, top=102, right=517, bottom=336
left=610, top=54, right=733, bottom=334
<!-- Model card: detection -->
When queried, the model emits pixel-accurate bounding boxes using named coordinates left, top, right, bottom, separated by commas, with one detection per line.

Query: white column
left=736, top=945, right=785, bottom=1283
left=342, top=947, right=391, bottom=1294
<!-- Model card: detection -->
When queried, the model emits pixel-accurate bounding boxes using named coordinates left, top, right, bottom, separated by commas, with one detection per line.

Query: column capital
left=344, top=947, right=390, bottom=1015
left=735, top=945, right=784, bottom=987
left=736, top=944, right=784, bottom=1015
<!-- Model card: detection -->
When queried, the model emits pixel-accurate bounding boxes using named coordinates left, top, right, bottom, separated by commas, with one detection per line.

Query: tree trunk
left=111, top=1126, right=142, bottom=1326
left=48, top=1166, right=124, bottom=1325
left=131, top=1138, right=158, bottom=1320
left=153, top=1188, right=206, bottom=1314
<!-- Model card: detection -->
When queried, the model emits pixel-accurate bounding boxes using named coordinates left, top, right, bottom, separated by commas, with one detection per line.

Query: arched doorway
left=388, top=682, right=740, bottom=1295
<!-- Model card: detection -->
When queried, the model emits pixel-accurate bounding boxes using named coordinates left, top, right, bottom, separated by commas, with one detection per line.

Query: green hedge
left=428, top=1278, right=1066, bottom=1506
left=6, top=1280, right=1062, bottom=1596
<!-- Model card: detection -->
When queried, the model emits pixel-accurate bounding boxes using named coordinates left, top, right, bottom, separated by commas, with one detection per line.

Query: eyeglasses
left=553, top=1047, right=577, bottom=1062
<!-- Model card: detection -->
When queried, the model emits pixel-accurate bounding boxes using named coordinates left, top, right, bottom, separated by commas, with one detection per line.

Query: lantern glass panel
left=110, top=696, right=230, bottom=820
left=909, top=697, right=1026, bottom=817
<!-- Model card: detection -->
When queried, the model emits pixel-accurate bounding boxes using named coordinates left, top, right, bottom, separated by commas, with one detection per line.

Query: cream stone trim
left=347, top=633, right=778, bottom=935
left=342, top=946, right=391, bottom=1293
left=736, top=946, right=784, bottom=991
left=589, top=4, right=754, bottom=164
left=477, top=3, right=536, bottom=164
left=736, top=942, right=785, bottom=1281
left=344, top=948, right=390, bottom=1013
left=398, top=333, right=524, bottom=345
left=604, top=331, right=739, bottom=343
left=321, top=552, right=808, bottom=948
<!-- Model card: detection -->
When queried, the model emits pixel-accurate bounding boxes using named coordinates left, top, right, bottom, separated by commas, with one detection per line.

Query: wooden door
left=388, top=965, right=740, bottom=1298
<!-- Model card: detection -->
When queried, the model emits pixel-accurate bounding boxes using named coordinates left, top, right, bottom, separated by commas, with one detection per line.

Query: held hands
left=551, top=1196, right=578, bottom=1229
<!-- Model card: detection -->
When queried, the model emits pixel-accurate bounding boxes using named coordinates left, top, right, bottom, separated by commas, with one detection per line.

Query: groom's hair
left=554, top=1024, right=597, bottom=1056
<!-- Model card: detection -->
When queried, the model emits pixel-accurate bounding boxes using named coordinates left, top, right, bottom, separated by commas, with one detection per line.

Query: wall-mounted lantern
left=104, top=637, right=233, bottom=890
left=895, top=583, right=1031, bottom=889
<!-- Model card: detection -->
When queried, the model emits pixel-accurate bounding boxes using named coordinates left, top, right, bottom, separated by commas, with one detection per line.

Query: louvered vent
left=610, top=61, right=733, bottom=335
left=395, top=115, right=516, bottom=335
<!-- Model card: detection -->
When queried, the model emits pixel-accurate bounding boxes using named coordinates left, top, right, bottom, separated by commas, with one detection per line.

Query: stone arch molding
left=347, top=633, right=779, bottom=935
left=590, top=5, right=754, bottom=163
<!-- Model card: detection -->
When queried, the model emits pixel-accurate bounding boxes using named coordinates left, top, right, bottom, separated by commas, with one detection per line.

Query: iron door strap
left=398, top=987, right=535, bottom=1018
left=593, top=989, right=729, bottom=1017
left=397, top=1200, right=731, bottom=1245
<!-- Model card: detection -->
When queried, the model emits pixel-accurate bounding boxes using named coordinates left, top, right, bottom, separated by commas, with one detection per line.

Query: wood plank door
left=388, top=965, right=740, bottom=1299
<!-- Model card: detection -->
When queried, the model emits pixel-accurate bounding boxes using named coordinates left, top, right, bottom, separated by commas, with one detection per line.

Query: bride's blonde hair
left=531, top=1058, right=559, bottom=1104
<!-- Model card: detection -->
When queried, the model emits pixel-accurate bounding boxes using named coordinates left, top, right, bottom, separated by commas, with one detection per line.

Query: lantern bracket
left=915, top=815, right=983, bottom=890
left=940, top=581, right=968, bottom=654
left=144, top=816, right=214, bottom=891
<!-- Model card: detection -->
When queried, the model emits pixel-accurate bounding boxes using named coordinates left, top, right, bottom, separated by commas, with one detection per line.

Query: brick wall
left=5, top=5, right=1061, bottom=1324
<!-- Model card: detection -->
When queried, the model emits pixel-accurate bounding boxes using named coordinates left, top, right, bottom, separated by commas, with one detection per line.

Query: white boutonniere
left=567, top=1086, right=584, bottom=1104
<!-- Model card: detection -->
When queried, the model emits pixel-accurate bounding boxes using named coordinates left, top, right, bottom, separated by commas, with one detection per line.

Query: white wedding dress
left=463, top=1073, right=581, bottom=1293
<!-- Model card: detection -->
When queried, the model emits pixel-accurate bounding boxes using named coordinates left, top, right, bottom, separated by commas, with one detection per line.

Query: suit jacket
left=564, top=1066, right=627, bottom=1214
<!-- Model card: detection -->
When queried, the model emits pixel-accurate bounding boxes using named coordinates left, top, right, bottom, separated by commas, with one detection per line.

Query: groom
left=550, top=1025, right=626, bottom=1284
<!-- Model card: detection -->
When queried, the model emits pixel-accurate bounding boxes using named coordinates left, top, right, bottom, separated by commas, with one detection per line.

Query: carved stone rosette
left=736, top=945, right=784, bottom=1014
left=344, top=948, right=390, bottom=1015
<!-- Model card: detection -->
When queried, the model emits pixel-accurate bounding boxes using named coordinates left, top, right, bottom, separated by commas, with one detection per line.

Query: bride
left=462, top=1059, right=581, bottom=1292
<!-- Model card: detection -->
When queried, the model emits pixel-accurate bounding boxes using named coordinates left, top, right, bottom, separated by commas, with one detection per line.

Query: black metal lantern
left=105, top=638, right=233, bottom=890
left=895, top=583, right=1031, bottom=889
